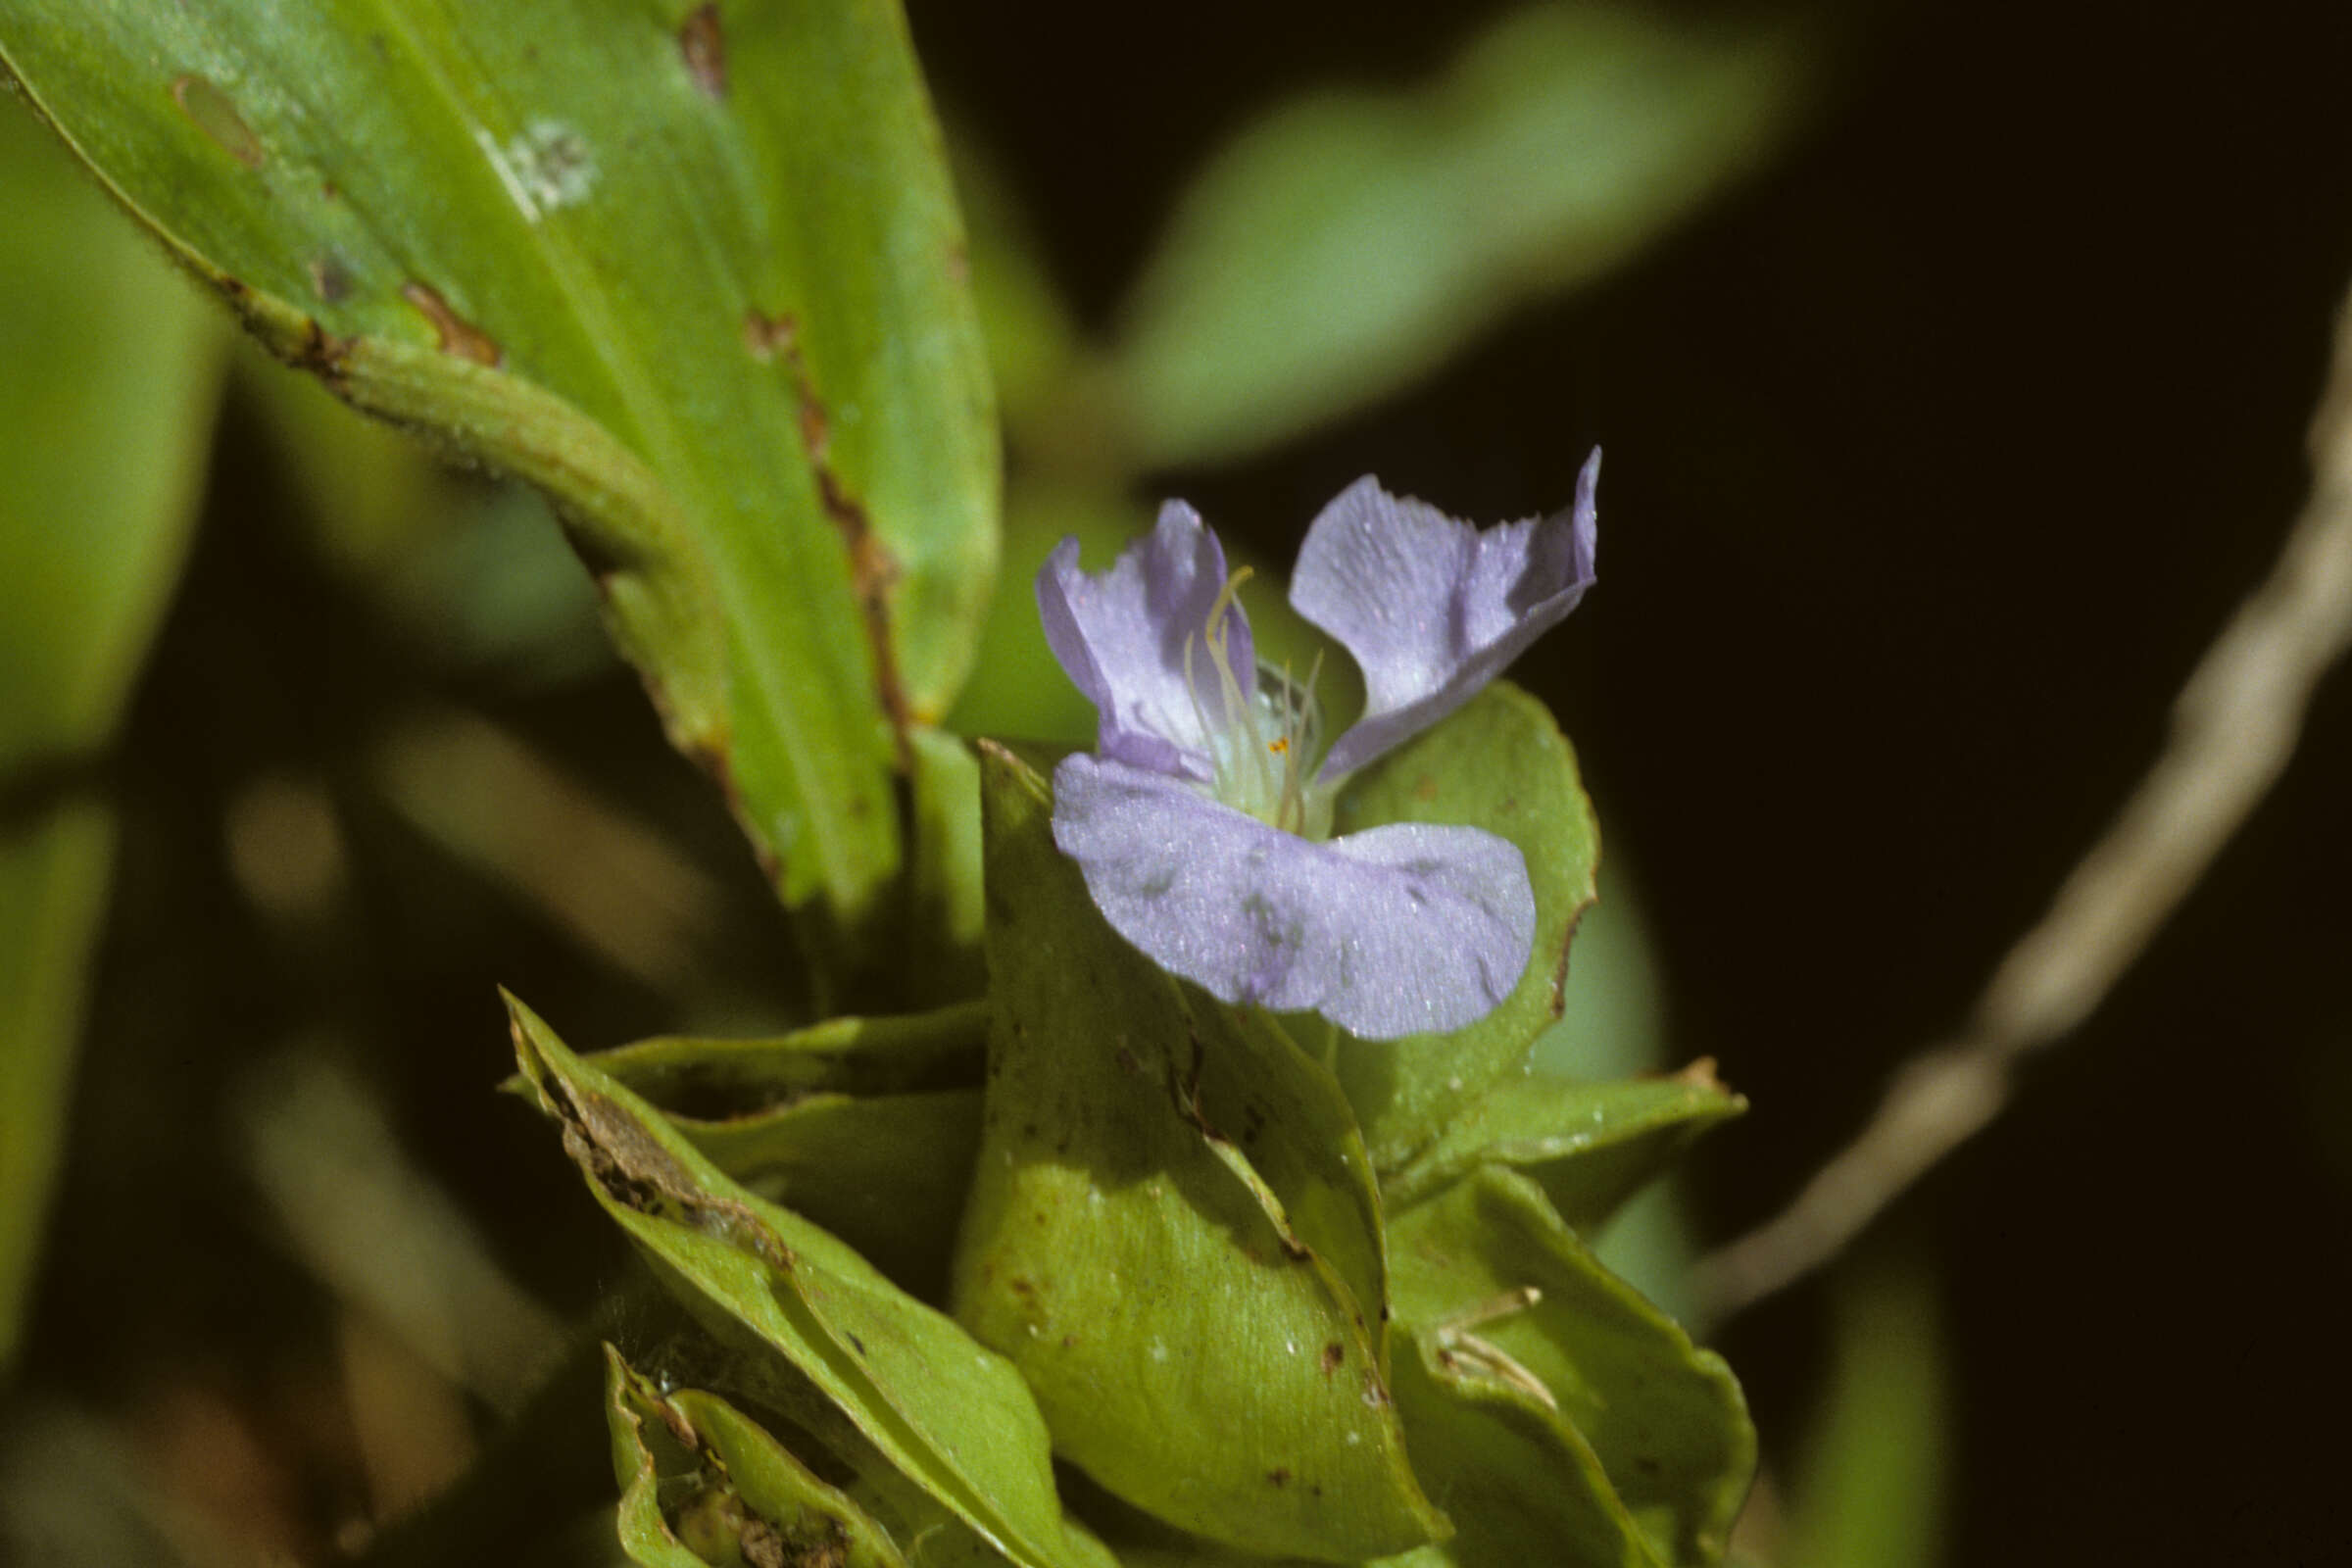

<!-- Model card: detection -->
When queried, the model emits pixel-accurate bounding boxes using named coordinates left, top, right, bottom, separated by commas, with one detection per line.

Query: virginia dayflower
left=1038, top=455, right=1599, bottom=1040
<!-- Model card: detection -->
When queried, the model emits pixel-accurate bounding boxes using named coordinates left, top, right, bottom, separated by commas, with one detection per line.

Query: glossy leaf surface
left=512, top=997, right=1110, bottom=1568
left=0, top=0, right=999, bottom=937
left=1388, top=1168, right=1753, bottom=1566
left=1383, top=1067, right=1745, bottom=1230
left=954, top=744, right=1445, bottom=1562
left=1329, top=683, right=1601, bottom=1172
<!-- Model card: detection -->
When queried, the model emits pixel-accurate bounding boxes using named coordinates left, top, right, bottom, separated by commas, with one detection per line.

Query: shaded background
left=6, top=0, right=2351, bottom=1563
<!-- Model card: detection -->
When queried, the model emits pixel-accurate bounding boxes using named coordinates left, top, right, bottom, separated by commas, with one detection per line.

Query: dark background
left=911, top=1, right=2352, bottom=1561
left=21, top=2, right=2352, bottom=1564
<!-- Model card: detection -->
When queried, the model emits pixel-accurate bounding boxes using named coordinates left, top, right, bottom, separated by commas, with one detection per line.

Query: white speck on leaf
left=478, top=119, right=596, bottom=221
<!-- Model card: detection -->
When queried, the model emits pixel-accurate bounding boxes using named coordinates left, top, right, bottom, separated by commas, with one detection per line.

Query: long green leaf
left=0, top=100, right=223, bottom=1367
left=0, top=0, right=998, bottom=940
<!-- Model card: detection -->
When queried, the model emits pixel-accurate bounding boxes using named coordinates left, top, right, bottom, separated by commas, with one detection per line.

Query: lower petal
left=1051, top=756, right=1536, bottom=1040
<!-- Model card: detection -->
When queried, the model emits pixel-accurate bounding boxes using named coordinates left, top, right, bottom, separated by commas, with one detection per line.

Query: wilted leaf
left=1112, top=1, right=1807, bottom=465
left=1387, top=1167, right=1753, bottom=1566
left=953, top=744, right=1444, bottom=1562
left=1329, top=682, right=1601, bottom=1172
left=511, top=997, right=1110, bottom=1568
left=0, top=0, right=999, bottom=944
left=606, top=1344, right=907, bottom=1568
left=0, top=100, right=223, bottom=1366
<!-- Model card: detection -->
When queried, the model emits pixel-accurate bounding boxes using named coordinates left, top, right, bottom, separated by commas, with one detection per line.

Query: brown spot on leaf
left=742, top=306, right=793, bottom=362
left=401, top=282, right=501, bottom=366
left=308, top=255, right=351, bottom=304
left=171, top=74, right=264, bottom=168
left=1412, top=773, right=1440, bottom=803
left=527, top=1040, right=796, bottom=1274
left=678, top=3, right=727, bottom=97
left=1674, top=1054, right=1727, bottom=1093
left=1267, top=1467, right=1291, bottom=1488
left=1320, top=1343, right=1345, bottom=1375
left=285, top=317, right=356, bottom=382
left=748, top=303, right=914, bottom=767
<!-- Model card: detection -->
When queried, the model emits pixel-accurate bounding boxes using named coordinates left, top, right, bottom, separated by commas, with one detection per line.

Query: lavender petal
left=1052, top=755, right=1536, bottom=1040
left=1035, top=502, right=1256, bottom=781
left=1292, top=453, right=1598, bottom=781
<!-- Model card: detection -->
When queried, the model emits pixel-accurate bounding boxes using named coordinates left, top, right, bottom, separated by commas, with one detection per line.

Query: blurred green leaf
left=954, top=743, right=1446, bottom=1562
left=1111, top=2, right=1806, bottom=466
left=1330, top=682, right=1601, bottom=1172
left=1384, top=1067, right=1745, bottom=1229
left=0, top=0, right=1000, bottom=944
left=947, top=483, right=1143, bottom=749
left=951, top=141, right=1083, bottom=441
left=239, top=354, right=615, bottom=684
left=1782, top=1247, right=1947, bottom=1568
left=510, top=996, right=1112, bottom=1568
left=607, top=1344, right=908, bottom=1568
left=1388, top=1167, right=1754, bottom=1566
left=0, top=101, right=223, bottom=1367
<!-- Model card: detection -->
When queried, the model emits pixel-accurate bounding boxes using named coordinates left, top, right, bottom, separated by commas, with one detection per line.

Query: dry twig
left=1695, top=288, right=2352, bottom=1322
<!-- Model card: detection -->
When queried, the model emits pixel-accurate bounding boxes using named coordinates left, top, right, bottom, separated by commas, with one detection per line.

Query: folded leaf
left=606, top=1344, right=907, bottom=1568
left=1387, top=1168, right=1753, bottom=1566
left=511, top=996, right=1110, bottom=1568
left=954, top=743, right=1445, bottom=1562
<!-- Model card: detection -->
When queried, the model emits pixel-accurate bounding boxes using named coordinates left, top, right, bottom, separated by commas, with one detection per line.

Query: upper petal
left=1052, top=754, right=1536, bottom=1040
left=1036, top=501, right=1256, bottom=780
left=1291, top=453, right=1598, bottom=780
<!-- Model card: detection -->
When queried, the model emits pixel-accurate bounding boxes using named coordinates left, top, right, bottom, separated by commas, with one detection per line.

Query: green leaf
left=0, top=99, right=223, bottom=1367
left=1110, top=1, right=1807, bottom=465
left=0, top=0, right=1000, bottom=940
left=510, top=996, right=1110, bottom=1568
left=1388, top=1168, right=1753, bottom=1567
left=669, top=1090, right=982, bottom=1303
left=1383, top=1067, right=1745, bottom=1230
left=1329, top=682, right=1601, bottom=1172
left=953, top=744, right=1445, bottom=1563
left=606, top=1344, right=908, bottom=1568
left=586, top=1001, right=987, bottom=1110
left=1783, top=1246, right=1948, bottom=1568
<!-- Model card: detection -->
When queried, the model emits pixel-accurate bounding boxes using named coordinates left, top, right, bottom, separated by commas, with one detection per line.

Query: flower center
left=1185, top=570, right=1333, bottom=838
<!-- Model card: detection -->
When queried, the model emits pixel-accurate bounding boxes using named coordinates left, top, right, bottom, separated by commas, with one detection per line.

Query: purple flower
left=1036, top=455, right=1598, bottom=1040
